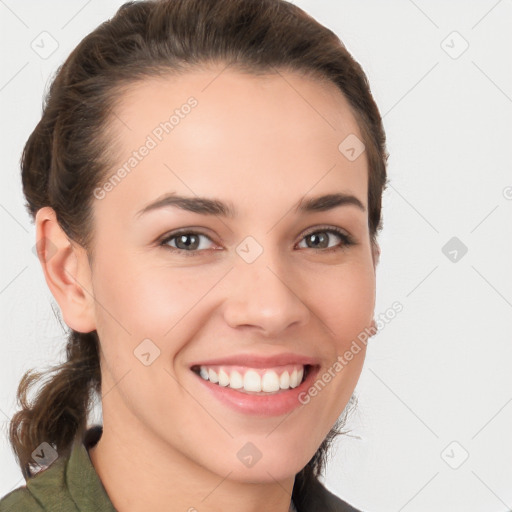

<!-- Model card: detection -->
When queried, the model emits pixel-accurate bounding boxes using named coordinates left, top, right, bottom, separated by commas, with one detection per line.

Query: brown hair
left=10, top=0, right=388, bottom=501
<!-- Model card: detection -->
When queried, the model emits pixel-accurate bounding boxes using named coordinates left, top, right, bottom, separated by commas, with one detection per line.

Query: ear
left=35, top=206, right=96, bottom=333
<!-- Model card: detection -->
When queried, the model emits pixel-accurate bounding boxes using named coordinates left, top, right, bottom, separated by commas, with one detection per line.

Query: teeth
left=218, top=368, right=230, bottom=387
left=290, top=368, right=298, bottom=388
left=208, top=368, right=219, bottom=384
left=279, top=370, right=290, bottom=389
left=196, top=365, right=306, bottom=393
left=261, top=370, right=280, bottom=392
left=229, top=370, right=243, bottom=389
left=244, top=370, right=261, bottom=392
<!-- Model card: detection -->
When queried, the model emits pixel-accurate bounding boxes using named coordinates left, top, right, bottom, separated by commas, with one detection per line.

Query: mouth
left=190, top=363, right=314, bottom=395
left=188, top=353, right=322, bottom=416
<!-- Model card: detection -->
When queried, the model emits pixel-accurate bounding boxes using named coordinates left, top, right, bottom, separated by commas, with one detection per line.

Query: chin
left=218, top=448, right=312, bottom=484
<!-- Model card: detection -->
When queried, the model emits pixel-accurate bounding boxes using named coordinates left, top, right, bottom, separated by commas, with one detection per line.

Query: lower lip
left=192, top=365, right=320, bottom=416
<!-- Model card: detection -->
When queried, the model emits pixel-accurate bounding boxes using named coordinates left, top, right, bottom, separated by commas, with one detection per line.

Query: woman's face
left=87, top=66, right=378, bottom=481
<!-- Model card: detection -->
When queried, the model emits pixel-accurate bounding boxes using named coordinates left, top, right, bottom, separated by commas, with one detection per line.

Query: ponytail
left=8, top=330, right=101, bottom=478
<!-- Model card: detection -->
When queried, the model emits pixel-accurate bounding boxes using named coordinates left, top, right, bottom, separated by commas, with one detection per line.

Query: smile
left=190, top=363, right=320, bottom=416
left=191, top=364, right=310, bottom=394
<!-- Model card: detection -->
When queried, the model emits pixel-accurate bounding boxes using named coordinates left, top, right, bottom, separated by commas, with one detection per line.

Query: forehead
left=111, top=66, right=364, bottom=146
left=99, top=66, right=368, bottom=219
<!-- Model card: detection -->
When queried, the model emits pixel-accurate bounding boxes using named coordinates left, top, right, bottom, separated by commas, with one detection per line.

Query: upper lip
left=189, top=352, right=320, bottom=369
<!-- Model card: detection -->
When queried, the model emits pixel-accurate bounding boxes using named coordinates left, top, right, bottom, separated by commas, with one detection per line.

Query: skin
left=36, top=66, right=379, bottom=512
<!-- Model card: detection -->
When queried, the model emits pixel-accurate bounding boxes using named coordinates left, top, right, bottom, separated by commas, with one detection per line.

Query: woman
left=0, top=0, right=388, bottom=510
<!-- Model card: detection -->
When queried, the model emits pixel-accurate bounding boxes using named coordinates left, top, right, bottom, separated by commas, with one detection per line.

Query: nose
left=222, top=249, right=311, bottom=337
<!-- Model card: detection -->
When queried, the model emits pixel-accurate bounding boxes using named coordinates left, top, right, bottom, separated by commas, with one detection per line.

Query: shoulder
left=294, top=475, right=363, bottom=512
left=313, top=478, right=362, bottom=511
left=0, top=443, right=74, bottom=511
left=0, top=486, right=43, bottom=511
left=1, top=425, right=112, bottom=512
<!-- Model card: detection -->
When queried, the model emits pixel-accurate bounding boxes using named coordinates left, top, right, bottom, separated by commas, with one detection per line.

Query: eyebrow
left=135, top=191, right=366, bottom=219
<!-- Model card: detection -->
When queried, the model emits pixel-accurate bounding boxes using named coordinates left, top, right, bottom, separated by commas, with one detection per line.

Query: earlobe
left=35, top=207, right=96, bottom=333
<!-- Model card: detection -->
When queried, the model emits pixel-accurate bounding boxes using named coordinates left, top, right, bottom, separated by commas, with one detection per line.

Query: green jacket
left=0, top=426, right=361, bottom=511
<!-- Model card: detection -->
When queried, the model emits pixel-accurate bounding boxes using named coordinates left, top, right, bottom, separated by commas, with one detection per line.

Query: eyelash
left=158, top=226, right=356, bottom=257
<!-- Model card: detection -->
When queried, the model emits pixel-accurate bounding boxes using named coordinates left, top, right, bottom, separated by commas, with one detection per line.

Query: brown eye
left=297, top=227, right=354, bottom=252
left=160, top=230, right=216, bottom=256
left=158, top=226, right=355, bottom=257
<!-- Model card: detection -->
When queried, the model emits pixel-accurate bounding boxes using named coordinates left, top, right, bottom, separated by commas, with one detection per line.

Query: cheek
left=92, top=256, right=207, bottom=337
left=308, top=260, right=376, bottom=344
left=302, top=260, right=374, bottom=399
left=90, top=258, right=228, bottom=386
left=90, top=260, right=210, bottom=405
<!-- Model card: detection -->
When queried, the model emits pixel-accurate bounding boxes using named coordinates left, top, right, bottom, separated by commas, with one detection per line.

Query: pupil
left=309, top=233, right=327, bottom=248
left=178, top=234, right=198, bottom=249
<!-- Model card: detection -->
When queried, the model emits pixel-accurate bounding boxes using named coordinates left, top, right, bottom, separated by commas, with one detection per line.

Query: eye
left=159, top=226, right=355, bottom=257
left=159, top=230, right=216, bottom=256
left=296, top=226, right=355, bottom=253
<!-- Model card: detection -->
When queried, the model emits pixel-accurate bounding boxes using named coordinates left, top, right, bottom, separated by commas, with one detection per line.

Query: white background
left=1, top=1, right=511, bottom=511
